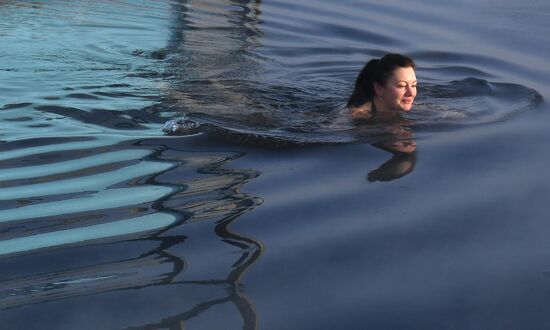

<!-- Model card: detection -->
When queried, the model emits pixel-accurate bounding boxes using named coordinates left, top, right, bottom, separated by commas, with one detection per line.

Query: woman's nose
left=405, top=85, right=415, bottom=96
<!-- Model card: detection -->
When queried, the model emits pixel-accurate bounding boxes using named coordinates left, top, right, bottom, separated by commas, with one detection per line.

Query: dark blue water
left=1, top=0, right=550, bottom=329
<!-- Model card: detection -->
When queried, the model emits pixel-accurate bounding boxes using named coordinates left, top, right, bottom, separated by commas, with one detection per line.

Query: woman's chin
left=400, top=102, right=413, bottom=112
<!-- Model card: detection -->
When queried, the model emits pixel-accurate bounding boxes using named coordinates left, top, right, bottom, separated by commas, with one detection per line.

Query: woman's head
left=348, top=53, right=417, bottom=112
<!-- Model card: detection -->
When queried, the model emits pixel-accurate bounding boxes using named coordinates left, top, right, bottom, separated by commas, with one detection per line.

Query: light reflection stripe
left=0, top=213, right=177, bottom=256
left=0, top=149, right=152, bottom=181
left=0, top=186, right=174, bottom=223
left=0, top=160, right=174, bottom=201
left=0, top=136, right=126, bottom=161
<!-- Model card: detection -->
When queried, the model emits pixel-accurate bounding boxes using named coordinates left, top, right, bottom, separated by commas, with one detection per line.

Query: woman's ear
left=374, top=82, right=384, bottom=97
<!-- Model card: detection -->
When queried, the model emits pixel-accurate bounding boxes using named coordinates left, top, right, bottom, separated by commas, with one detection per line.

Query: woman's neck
left=372, top=97, right=401, bottom=119
left=372, top=97, right=389, bottom=113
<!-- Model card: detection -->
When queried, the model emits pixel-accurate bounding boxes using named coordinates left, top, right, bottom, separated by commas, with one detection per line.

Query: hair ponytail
left=347, top=59, right=379, bottom=107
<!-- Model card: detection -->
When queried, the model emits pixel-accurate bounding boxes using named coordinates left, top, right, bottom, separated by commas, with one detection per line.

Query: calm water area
left=1, top=0, right=550, bottom=329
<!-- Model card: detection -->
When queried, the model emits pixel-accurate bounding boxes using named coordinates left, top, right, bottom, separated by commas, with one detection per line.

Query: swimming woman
left=348, top=53, right=417, bottom=121
left=349, top=53, right=418, bottom=180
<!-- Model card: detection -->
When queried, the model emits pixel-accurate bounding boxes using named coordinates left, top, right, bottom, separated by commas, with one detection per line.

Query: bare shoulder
left=349, top=102, right=373, bottom=121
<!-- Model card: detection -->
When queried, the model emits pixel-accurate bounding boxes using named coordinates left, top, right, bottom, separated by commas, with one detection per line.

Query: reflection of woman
left=367, top=141, right=417, bottom=182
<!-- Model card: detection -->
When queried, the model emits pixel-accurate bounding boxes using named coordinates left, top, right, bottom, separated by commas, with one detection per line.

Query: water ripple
left=0, top=0, right=548, bottom=327
left=154, top=0, right=544, bottom=146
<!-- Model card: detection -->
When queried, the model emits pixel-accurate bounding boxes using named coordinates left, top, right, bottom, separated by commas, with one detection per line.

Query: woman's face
left=375, top=66, right=417, bottom=112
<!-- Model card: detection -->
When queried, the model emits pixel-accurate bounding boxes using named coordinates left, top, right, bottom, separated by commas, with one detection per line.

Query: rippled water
left=1, top=0, right=550, bottom=329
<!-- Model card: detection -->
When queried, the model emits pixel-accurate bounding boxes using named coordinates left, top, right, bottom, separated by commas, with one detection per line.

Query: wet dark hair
left=347, top=53, right=416, bottom=107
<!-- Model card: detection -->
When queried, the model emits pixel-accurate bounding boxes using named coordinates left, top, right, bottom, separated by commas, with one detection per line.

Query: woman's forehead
left=391, top=67, right=417, bottom=81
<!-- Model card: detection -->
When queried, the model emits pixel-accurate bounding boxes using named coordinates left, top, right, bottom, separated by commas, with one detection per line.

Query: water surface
left=1, top=0, right=550, bottom=329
